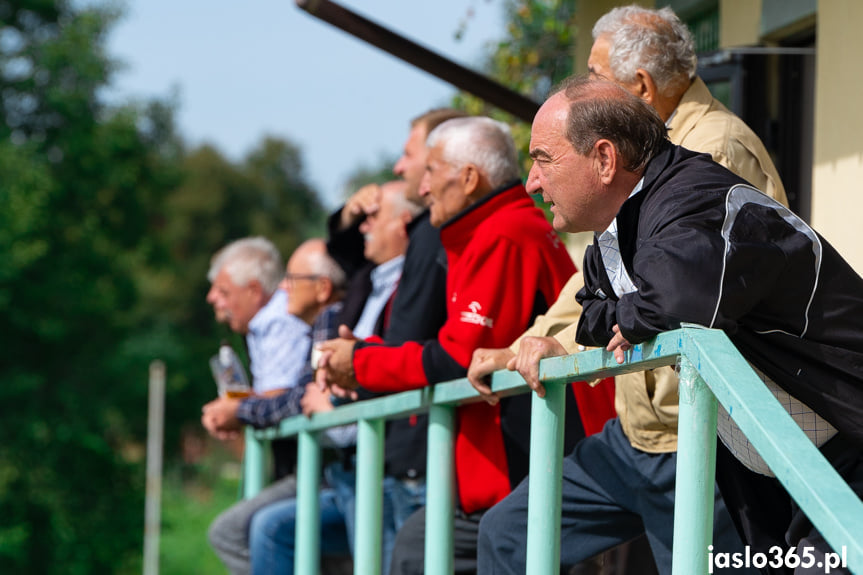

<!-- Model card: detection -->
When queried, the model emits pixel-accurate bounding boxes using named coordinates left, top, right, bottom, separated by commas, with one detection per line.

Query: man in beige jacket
left=469, top=5, right=786, bottom=574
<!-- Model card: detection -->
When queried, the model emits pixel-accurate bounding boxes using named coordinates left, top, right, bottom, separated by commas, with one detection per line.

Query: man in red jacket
left=316, top=116, right=576, bottom=574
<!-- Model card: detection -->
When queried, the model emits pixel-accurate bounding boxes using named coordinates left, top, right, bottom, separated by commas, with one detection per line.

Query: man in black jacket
left=480, top=75, right=863, bottom=575
left=325, top=108, right=468, bottom=544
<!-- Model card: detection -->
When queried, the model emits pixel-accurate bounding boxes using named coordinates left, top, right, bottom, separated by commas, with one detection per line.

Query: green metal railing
left=244, top=326, right=863, bottom=574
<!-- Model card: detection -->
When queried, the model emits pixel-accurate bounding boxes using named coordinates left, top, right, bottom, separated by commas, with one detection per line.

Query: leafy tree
left=453, top=0, right=577, bottom=173
left=1, top=0, right=328, bottom=568
left=0, top=1, right=185, bottom=572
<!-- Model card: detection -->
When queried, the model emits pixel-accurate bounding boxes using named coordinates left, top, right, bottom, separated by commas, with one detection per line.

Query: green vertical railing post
left=672, top=357, right=718, bottom=575
left=295, top=430, right=322, bottom=575
left=525, top=380, right=566, bottom=574
left=355, top=418, right=385, bottom=575
left=425, top=404, right=456, bottom=575
left=244, top=429, right=266, bottom=499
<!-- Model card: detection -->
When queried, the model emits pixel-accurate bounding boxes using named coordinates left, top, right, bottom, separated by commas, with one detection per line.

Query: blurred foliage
left=453, top=0, right=577, bottom=174
left=158, top=442, right=243, bottom=575
left=0, top=0, right=326, bottom=572
left=0, top=0, right=579, bottom=571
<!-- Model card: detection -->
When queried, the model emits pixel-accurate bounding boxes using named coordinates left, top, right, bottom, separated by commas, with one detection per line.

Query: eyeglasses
left=283, top=273, right=322, bottom=284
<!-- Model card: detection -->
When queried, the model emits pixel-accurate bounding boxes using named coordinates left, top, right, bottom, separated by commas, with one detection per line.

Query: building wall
left=719, top=0, right=761, bottom=47
left=811, top=0, right=863, bottom=275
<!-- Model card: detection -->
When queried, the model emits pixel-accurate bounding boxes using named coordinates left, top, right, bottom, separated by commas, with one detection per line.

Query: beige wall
left=719, top=0, right=762, bottom=47
left=811, top=0, right=863, bottom=275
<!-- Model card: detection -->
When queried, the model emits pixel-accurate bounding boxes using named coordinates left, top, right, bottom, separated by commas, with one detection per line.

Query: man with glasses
left=202, top=237, right=347, bottom=575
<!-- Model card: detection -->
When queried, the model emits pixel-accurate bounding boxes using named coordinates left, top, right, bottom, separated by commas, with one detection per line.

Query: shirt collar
left=599, top=177, right=646, bottom=239
left=665, top=108, right=677, bottom=128
left=370, top=255, right=405, bottom=292
left=248, top=289, right=289, bottom=335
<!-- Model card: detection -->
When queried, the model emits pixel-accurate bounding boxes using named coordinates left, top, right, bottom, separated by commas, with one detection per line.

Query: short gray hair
left=207, top=237, right=283, bottom=296
left=592, top=5, right=696, bottom=97
left=426, top=117, right=520, bottom=189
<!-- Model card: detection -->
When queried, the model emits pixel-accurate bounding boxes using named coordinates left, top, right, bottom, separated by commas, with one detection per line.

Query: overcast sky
left=104, top=0, right=506, bottom=208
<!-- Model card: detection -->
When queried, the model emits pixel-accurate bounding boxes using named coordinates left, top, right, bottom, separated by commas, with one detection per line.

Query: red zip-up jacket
left=353, top=183, right=576, bottom=513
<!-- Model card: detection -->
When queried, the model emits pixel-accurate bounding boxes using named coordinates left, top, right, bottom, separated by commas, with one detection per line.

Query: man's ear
left=399, top=211, right=413, bottom=238
left=247, top=279, right=264, bottom=302
left=462, top=164, right=481, bottom=196
left=633, top=69, right=657, bottom=107
left=594, top=139, right=618, bottom=185
left=317, top=278, right=333, bottom=304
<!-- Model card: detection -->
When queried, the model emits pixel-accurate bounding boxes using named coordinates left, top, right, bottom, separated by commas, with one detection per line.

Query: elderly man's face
left=208, top=268, right=262, bottom=334
left=206, top=282, right=229, bottom=323
left=587, top=36, right=615, bottom=81
left=588, top=35, right=643, bottom=98
left=526, top=93, right=608, bottom=234
left=360, top=185, right=409, bottom=265
left=418, top=143, right=471, bottom=227
left=279, top=254, right=324, bottom=326
left=393, top=124, right=429, bottom=205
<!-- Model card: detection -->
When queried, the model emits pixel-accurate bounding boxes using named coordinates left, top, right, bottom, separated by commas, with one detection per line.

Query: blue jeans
left=249, top=461, right=355, bottom=575
left=382, top=476, right=426, bottom=575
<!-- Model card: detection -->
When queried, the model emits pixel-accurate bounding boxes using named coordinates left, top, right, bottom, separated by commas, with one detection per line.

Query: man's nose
left=418, top=174, right=431, bottom=197
left=525, top=164, right=541, bottom=195
left=393, top=156, right=406, bottom=176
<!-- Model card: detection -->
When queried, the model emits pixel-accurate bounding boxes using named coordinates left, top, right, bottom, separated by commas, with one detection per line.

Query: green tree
left=0, top=1, right=181, bottom=572
left=454, top=0, right=577, bottom=173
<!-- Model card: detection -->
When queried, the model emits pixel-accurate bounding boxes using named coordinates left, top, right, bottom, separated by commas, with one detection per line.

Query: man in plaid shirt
left=202, top=238, right=346, bottom=575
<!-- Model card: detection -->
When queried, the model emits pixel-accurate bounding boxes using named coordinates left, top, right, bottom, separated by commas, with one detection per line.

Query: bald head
left=280, top=238, right=345, bottom=324
left=527, top=76, right=666, bottom=234
left=553, top=75, right=667, bottom=173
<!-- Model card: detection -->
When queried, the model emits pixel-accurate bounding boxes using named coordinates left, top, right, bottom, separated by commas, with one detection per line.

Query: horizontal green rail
left=244, top=326, right=863, bottom=574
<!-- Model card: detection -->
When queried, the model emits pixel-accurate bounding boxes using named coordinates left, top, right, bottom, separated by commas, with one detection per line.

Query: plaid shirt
left=236, top=302, right=343, bottom=429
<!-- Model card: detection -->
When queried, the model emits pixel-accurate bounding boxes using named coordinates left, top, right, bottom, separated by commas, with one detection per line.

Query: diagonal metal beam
left=295, top=0, right=541, bottom=123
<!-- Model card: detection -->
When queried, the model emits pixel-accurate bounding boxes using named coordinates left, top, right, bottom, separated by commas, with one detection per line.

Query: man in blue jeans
left=246, top=181, right=424, bottom=574
left=202, top=238, right=347, bottom=575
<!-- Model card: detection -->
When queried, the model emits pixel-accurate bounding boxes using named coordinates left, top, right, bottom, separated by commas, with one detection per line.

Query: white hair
left=426, top=116, right=520, bottom=189
left=593, top=5, right=697, bottom=97
left=207, top=237, right=283, bottom=295
left=382, top=180, right=424, bottom=219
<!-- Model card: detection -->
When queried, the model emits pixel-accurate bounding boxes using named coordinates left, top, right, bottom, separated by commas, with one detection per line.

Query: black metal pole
left=296, top=0, right=540, bottom=123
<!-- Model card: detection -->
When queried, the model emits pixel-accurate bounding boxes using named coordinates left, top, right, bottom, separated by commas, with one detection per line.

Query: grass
left=158, top=440, right=245, bottom=575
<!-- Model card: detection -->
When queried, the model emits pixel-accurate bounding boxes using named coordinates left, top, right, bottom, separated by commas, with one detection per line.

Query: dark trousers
left=389, top=506, right=483, bottom=575
left=477, top=418, right=755, bottom=575
left=715, top=435, right=863, bottom=575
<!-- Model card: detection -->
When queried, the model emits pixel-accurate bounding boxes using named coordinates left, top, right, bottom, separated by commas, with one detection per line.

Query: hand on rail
left=315, top=325, right=360, bottom=398
left=467, top=348, right=515, bottom=405
left=507, top=336, right=568, bottom=399
left=313, top=350, right=358, bottom=400
left=201, top=397, right=242, bottom=441
left=607, top=324, right=632, bottom=364
left=301, top=382, right=335, bottom=416
left=339, top=183, right=381, bottom=230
